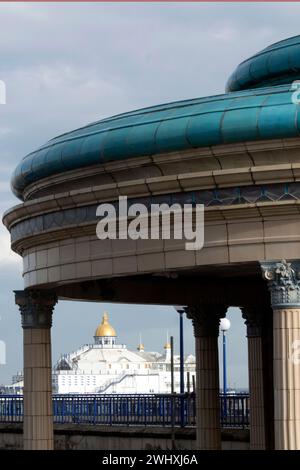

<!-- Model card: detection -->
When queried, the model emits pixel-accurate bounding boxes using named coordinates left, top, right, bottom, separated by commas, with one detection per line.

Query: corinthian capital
left=185, top=305, right=227, bottom=337
left=241, top=306, right=263, bottom=337
left=15, top=290, right=57, bottom=329
left=261, top=259, right=300, bottom=309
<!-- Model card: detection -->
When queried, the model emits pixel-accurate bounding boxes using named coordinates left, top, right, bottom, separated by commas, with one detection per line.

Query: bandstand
left=3, top=35, right=300, bottom=450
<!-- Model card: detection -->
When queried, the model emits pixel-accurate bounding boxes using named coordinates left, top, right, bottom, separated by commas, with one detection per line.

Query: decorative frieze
left=8, top=182, right=300, bottom=245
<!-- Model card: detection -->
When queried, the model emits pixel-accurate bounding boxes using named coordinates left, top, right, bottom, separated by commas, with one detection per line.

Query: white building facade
left=52, top=313, right=196, bottom=394
left=9, top=312, right=196, bottom=395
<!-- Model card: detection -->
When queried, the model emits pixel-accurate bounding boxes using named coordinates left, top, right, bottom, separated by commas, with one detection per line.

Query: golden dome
left=164, top=342, right=171, bottom=349
left=95, top=312, right=116, bottom=337
left=137, top=343, right=145, bottom=351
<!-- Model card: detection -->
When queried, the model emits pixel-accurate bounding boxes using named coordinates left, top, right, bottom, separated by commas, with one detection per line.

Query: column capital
left=14, top=290, right=57, bottom=329
left=241, top=306, right=264, bottom=337
left=260, top=259, right=300, bottom=309
left=185, top=305, right=227, bottom=337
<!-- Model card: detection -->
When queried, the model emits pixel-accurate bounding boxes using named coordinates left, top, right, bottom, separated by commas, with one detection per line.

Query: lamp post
left=174, top=306, right=186, bottom=394
left=174, top=306, right=186, bottom=428
left=220, top=317, right=231, bottom=419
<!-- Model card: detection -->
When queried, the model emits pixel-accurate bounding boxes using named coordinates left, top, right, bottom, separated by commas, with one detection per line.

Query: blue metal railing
left=0, top=393, right=249, bottom=428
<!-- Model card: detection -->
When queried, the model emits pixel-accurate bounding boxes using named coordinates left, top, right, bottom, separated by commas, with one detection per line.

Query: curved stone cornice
left=4, top=187, right=300, bottom=254
left=15, top=137, right=300, bottom=203
left=4, top=181, right=300, bottom=240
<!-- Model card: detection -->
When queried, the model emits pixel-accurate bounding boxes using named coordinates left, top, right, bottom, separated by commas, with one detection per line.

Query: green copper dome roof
left=226, top=35, right=300, bottom=92
left=11, top=36, right=300, bottom=200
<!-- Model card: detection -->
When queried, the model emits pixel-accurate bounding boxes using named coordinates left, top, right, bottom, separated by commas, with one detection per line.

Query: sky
left=1, top=1, right=300, bottom=388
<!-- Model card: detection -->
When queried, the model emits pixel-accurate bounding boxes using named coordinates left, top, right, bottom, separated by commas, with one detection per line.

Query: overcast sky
left=1, top=2, right=300, bottom=388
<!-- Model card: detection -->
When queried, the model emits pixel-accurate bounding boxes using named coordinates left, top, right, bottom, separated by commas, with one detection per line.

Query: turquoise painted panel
left=258, top=102, right=298, bottom=139
left=264, top=91, right=292, bottom=106
left=225, top=94, right=267, bottom=110
left=249, top=54, right=269, bottom=82
left=125, top=121, right=158, bottom=157
left=43, top=144, right=63, bottom=175
left=21, top=157, right=34, bottom=184
left=101, top=127, right=132, bottom=161
left=289, top=45, right=300, bottom=71
left=79, top=132, right=107, bottom=165
left=221, top=107, right=259, bottom=143
left=31, top=150, right=50, bottom=179
left=61, top=139, right=84, bottom=170
left=296, top=107, right=300, bottom=133
left=226, top=35, right=300, bottom=92
left=156, top=116, right=192, bottom=152
left=186, top=111, right=223, bottom=147
left=192, top=99, right=232, bottom=114
left=235, top=62, right=251, bottom=90
left=268, top=49, right=290, bottom=75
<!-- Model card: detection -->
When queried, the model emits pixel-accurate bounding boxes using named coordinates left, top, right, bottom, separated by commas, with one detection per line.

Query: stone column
left=261, top=260, right=300, bottom=450
left=15, top=290, right=57, bottom=450
left=185, top=305, right=227, bottom=450
left=242, top=307, right=266, bottom=449
left=261, top=307, right=275, bottom=450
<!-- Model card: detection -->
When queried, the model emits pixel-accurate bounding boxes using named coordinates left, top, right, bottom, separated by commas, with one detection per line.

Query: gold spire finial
left=164, top=330, right=171, bottom=349
left=95, top=312, right=116, bottom=337
left=137, top=332, right=145, bottom=351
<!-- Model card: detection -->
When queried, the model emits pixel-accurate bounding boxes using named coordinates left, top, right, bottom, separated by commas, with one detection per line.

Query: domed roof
left=226, top=35, right=300, bottom=92
left=95, top=312, right=116, bottom=337
left=164, top=342, right=171, bottom=350
left=11, top=35, right=300, bottom=201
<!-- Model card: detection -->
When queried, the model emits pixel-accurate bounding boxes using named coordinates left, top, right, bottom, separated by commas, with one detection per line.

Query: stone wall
left=0, top=424, right=249, bottom=450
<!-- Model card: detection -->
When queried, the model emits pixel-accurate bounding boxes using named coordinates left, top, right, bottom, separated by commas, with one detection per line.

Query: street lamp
left=174, top=306, right=186, bottom=394
left=220, top=318, right=231, bottom=396
left=174, top=306, right=186, bottom=428
left=220, top=317, right=230, bottom=420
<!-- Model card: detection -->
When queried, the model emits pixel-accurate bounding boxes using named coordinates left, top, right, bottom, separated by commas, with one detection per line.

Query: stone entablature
left=6, top=182, right=300, bottom=248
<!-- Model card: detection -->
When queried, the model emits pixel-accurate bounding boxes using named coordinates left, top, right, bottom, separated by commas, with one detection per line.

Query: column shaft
left=247, top=335, right=266, bottom=449
left=261, top=315, right=275, bottom=450
left=186, top=305, right=226, bottom=450
left=195, top=335, right=221, bottom=449
left=273, top=308, right=300, bottom=450
left=23, top=328, right=53, bottom=450
left=261, top=259, right=300, bottom=450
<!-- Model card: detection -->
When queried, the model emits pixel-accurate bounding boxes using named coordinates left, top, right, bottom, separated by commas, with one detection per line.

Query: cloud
left=0, top=228, right=22, bottom=266
left=1, top=1, right=299, bottom=385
